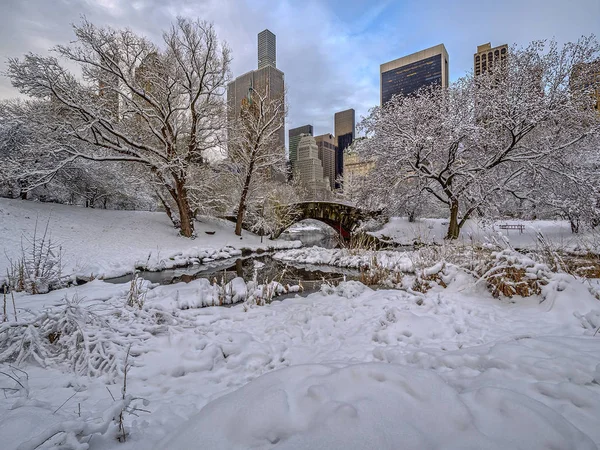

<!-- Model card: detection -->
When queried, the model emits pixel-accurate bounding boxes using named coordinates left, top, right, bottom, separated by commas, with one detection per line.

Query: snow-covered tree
left=5, top=18, right=231, bottom=237
left=227, top=84, right=286, bottom=236
left=359, top=37, right=600, bottom=239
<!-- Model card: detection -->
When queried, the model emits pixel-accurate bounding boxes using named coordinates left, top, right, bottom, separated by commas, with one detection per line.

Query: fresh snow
left=372, top=216, right=596, bottom=250
left=273, top=247, right=414, bottom=272
left=1, top=200, right=600, bottom=449
left=1, top=271, right=599, bottom=449
left=0, top=198, right=300, bottom=281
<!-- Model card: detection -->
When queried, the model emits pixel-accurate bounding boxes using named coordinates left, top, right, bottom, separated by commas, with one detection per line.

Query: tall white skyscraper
left=297, top=135, right=330, bottom=199
left=258, top=29, right=276, bottom=69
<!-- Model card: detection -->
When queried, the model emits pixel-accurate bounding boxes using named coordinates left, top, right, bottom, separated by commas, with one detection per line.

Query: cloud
left=1, top=0, right=598, bottom=142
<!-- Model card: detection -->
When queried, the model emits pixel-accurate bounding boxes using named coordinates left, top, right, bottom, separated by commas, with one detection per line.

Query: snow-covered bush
left=126, top=273, right=147, bottom=309
left=476, top=249, right=552, bottom=298
left=0, top=294, right=145, bottom=380
left=6, top=219, right=66, bottom=294
left=359, top=256, right=403, bottom=287
left=411, top=262, right=453, bottom=293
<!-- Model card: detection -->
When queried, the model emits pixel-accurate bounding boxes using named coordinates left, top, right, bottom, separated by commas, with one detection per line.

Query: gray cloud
left=1, top=0, right=598, bottom=141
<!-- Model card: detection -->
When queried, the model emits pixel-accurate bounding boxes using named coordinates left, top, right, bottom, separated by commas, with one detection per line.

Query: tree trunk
left=235, top=159, right=256, bottom=236
left=175, top=180, right=194, bottom=237
left=446, top=199, right=460, bottom=240
left=569, top=217, right=580, bottom=234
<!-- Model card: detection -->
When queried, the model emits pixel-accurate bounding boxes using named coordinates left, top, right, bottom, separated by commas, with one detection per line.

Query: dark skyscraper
left=334, top=109, right=355, bottom=187
left=258, top=29, right=276, bottom=69
left=380, top=44, right=449, bottom=106
left=227, top=30, right=284, bottom=153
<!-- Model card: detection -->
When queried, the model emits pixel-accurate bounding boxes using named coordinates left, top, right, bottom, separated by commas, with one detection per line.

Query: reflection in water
left=104, top=220, right=352, bottom=288
left=278, top=220, right=340, bottom=249
left=105, top=254, right=361, bottom=289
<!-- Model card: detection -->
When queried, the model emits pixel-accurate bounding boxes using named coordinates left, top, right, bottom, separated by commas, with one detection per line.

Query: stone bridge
left=272, top=201, right=382, bottom=239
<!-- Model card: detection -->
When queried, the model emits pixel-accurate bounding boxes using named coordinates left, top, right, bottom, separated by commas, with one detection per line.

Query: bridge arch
left=272, top=201, right=381, bottom=239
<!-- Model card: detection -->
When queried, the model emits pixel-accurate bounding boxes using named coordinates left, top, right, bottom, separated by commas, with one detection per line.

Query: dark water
left=104, top=254, right=361, bottom=289
left=105, top=223, right=358, bottom=288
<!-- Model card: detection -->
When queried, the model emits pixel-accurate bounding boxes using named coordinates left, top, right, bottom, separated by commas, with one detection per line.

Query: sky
left=0, top=0, right=598, bottom=140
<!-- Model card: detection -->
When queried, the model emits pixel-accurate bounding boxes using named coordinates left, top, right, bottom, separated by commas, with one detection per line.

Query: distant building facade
left=380, top=44, right=449, bottom=106
left=227, top=30, right=285, bottom=153
left=314, top=133, right=337, bottom=191
left=474, top=42, right=508, bottom=76
left=296, top=135, right=330, bottom=199
left=343, top=139, right=375, bottom=196
left=288, top=124, right=313, bottom=174
left=334, top=108, right=355, bottom=186
left=571, top=60, right=600, bottom=114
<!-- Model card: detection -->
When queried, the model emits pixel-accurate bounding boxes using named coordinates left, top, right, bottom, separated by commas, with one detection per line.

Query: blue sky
left=1, top=0, right=598, bottom=139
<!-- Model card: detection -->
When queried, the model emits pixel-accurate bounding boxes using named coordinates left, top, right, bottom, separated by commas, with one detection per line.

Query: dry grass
left=411, top=265, right=448, bottom=293
left=483, top=266, right=544, bottom=298
left=359, top=258, right=403, bottom=286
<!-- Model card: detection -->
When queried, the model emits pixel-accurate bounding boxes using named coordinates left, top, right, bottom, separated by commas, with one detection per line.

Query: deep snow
left=1, top=199, right=600, bottom=449
left=372, top=216, right=597, bottom=250
left=0, top=198, right=300, bottom=281
left=1, top=270, right=599, bottom=449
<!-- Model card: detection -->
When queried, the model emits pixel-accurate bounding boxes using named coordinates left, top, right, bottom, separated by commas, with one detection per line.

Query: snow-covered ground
left=1, top=268, right=600, bottom=449
left=0, top=198, right=300, bottom=281
left=1, top=200, right=600, bottom=449
left=373, top=216, right=599, bottom=251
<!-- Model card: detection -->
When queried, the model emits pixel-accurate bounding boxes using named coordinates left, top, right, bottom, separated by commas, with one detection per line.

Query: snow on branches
left=5, top=18, right=232, bottom=236
left=358, top=37, right=600, bottom=239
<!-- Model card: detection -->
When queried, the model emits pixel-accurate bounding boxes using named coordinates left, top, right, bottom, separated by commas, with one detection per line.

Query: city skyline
left=0, top=0, right=597, bottom=138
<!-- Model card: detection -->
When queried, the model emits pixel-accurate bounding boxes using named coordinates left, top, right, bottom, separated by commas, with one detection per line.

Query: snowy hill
left=0, top=198, right=299, bottom=280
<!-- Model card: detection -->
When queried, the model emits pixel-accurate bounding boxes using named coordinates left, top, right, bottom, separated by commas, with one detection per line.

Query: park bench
left=498, top=224, right=525, bottom=233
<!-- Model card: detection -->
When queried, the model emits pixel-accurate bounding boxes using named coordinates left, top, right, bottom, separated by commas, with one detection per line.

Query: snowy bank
left=372, top=216, right=598, bottom=251
left=273, top=246, right=414, bottom=272
left=0, top=198, right=300, bottom=281
left=1, top=273, right=600, bottom=449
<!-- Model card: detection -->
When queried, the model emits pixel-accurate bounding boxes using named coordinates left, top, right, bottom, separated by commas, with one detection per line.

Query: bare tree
left=5, top=18, right=231, bottom=237
left=359, top=37, right=600, bottom=239
left=227, top=84, right=286, bottom=236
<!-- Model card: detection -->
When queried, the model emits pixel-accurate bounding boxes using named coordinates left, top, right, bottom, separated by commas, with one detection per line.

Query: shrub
left=5, top=218, right=66, bottom=294
left=476, top=249, right=551, bottom=298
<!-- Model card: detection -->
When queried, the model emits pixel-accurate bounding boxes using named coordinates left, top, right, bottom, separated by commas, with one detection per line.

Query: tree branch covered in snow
left=5, top=18, right=231, bottom=236
left=358, top=37, right=600, bottom=239
left=227, top=84, right=287, bottom=236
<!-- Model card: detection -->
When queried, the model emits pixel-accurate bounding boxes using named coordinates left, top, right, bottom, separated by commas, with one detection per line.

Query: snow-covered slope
left=373, top=216, right=595, bottom=250
left=2, top=272, right=599, bottom=449
left=0, top=198, right=299, bottom=280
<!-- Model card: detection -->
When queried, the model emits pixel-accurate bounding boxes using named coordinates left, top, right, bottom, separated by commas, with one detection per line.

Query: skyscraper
left=258, top=29, right=276, bottom=69
left=227, top=30, right=285, bottom=153
left=474, top=43, right=508, bottom=76
left=296, top=135, right=329, bottom=199
left=289, top=125, right=313, bottom=173
left=380, top=44, right=449, bottom=106
left=315, top=133, right=337, bottom=191
left=334, top=109, right=355, bottom=186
